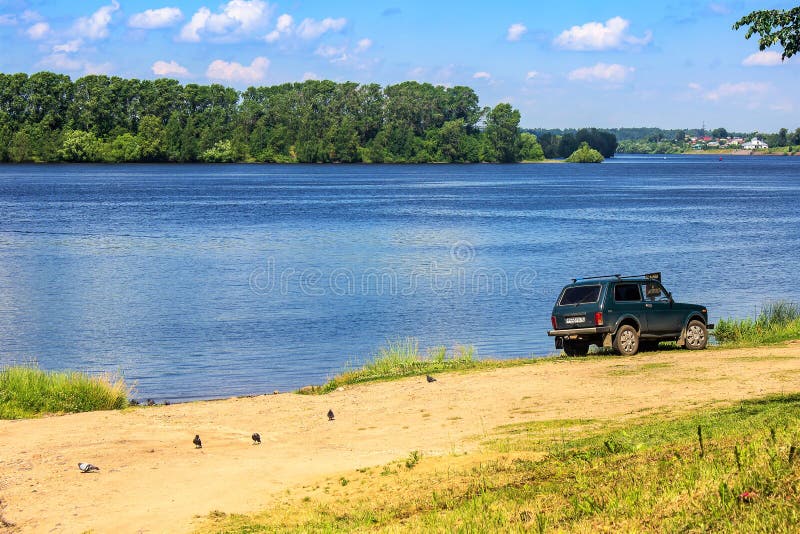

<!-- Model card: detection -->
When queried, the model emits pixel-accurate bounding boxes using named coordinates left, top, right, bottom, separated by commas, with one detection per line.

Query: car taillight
left=551, top=316, right=557, bottom=329
left=594, top=312, right=603, bottom=326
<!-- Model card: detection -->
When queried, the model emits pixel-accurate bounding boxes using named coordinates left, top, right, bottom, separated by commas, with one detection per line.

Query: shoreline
left=1, top=342, right=799, bottom=532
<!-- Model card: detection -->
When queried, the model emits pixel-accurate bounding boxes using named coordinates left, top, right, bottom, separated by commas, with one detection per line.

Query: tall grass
left=0, top=365, right=130, bottom=419
left=200, top=394, right=800, bottom=533
left=306, top=338, right=480, bottom=394
left=715, top=301, right=800, bottom=345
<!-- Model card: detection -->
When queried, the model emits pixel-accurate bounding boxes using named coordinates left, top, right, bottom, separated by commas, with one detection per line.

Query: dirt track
left=1, top=343, right=799, bottom=533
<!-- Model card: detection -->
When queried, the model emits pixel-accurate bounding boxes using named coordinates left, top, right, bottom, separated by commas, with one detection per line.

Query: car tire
left=613, top=325, right=639, bottom=356
left=684, top=320, right=708, bottom=350
left=563, top=340, right=590, bottom=357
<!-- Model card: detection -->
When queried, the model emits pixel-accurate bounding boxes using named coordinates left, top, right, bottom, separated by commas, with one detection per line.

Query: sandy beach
left=1, top=343, right=799, bottom=533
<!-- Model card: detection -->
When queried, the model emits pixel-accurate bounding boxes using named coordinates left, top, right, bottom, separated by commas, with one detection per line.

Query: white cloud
left=39, top=53, right=112, bottom=75
left=473, top=71, right=491, bottom=79
left=265, top=13, right=293, bottom=42
left=703, top=81, right=770, bottom=101
left=506, top=23, right=527, bottom=42
left=315, top=44, right=346, bottom=59
left=206, top=56, right=270, bottom=83
left=75, top=0, right=120, bottom=40
left=742, top=50, right=784, bottom=67
left=179, top=0, right=271, bottom=42
left=0, top=14, right=17, bottom=25
left=21, top=10, right=42, bottom=23
left=179, top=7, right=210, bottom=41
left=53, top=39, right=83, bottom=53
left=296, top=17, right=346, bottom=39
left=26, top=21, right=50, bottom=40
left=302, top=71, right=319, bottom=81
left=525, top=70, right=539, bottom=80
left=152, top=60, right=190, bottom=76
left=554, top=16, right=651, bottom=50
left=129, top=7, right=183, bottom=29
left=355, top=38, right=372, bottom=52
left=568, top=62, right=633, bottom=83
left=687, top=82, right=702, bottom=91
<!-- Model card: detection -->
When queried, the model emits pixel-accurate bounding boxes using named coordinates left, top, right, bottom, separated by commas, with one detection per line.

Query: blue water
left=1, top=155, right=799, bottom=401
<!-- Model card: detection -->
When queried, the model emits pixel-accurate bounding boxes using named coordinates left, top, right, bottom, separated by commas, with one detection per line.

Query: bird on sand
left=426, top=374, right=437, bottom=383
left=327, top=409, right=335, bottom=421
left=78, top=463, right=100, bottom=473
left=252, top=433, right=261, bottom=445
left=193, top=434, right=202, bottom=448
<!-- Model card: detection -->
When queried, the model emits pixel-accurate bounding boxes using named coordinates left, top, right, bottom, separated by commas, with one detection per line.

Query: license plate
left=565, top=316, right=585, bottom=324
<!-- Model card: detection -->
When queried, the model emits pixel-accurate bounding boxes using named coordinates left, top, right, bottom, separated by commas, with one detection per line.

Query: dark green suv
left=547, top=273, right=713, bottom=356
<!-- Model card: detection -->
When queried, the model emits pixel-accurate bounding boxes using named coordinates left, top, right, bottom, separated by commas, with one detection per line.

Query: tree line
left=0, top=71, right=553, bottom=164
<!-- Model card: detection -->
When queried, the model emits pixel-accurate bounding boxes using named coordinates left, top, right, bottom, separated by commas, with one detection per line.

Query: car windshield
left=559, top=285, right=601, bottom=305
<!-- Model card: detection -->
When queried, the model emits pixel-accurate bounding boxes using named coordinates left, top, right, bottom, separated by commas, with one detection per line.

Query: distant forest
left=532, top=126, right=800, bottom=155
left=0, top=71, right=555, bottom=164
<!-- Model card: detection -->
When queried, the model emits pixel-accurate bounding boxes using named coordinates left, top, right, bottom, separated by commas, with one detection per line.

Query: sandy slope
left=1, top=343, right=799, bottom=533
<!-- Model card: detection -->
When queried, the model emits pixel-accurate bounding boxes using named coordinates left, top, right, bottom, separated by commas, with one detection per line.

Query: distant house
left=707, top=141, right=720, bottom=148
left=742, top=137, right=768, bottom=150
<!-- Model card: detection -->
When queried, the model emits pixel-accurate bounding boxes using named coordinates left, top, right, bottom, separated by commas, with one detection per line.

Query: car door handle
left=645, top=303, right=653, bottom=308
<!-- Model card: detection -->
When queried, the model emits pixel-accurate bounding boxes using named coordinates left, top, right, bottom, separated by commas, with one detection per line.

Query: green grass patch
left=301, top=338, right=546, bottom=394
left=715, top=301, right=800, bottom=346
left=0, top=365, right=130, bottom=419
left=199, top=394, right=800, bottom=533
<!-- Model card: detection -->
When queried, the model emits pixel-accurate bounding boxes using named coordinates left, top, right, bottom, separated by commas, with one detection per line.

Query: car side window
left=614, top=283, right=641, bottom=302
left=643, top=282, right=670, bottom=301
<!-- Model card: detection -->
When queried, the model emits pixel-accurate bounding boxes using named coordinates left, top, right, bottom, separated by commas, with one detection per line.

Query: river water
left=1, top=155, right=798, bottom=400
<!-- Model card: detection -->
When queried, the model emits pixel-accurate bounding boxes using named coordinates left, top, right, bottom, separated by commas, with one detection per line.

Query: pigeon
left=426, top=374, right=437, bottom=383
left=327, top=409, right=335, bottom=421
left=193, top=434, right=202, bottom=448
left=78, top=463, right=100, bottom=473
left=251, top=433, right=261, bottom=445
left=128, top=399, right=140, bottom=406
left=146, top=399, right=155, bottom=406
left=164, top=400, right=171, bottom=406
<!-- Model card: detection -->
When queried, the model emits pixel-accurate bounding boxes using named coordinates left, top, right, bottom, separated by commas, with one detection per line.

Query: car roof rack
left=571, top=272, right=661, bottom=283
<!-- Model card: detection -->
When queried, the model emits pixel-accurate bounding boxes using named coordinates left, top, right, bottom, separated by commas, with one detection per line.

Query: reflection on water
left=1, top=155, right=799, bottom=400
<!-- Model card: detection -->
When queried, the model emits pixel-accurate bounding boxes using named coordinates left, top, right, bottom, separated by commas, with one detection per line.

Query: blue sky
left=0, top=0, right=797, bottom=131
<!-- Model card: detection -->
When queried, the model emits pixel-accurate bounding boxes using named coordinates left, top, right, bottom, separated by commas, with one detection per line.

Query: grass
left=301, top=338, right=539, bottom=394
left=0, top=365, right=130, bottom=419
left=199, top=394, right=800, bottom=533
left=715, top=301, right=800, bottom=346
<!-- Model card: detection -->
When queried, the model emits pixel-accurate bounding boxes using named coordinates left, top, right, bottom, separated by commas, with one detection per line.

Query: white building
left=742, top=137, right=768, bottom=150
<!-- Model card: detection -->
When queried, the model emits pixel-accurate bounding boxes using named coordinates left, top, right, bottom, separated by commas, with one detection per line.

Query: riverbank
left=1, top=342, right=799, bottom=532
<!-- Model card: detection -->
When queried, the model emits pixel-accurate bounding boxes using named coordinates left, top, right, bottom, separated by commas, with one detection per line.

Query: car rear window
left=558, top=285, right=601, bottom=305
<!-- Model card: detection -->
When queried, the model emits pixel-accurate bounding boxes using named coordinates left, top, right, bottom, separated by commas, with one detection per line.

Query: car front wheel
left=614, top=325, right=639, bottom=356
left=685, top=320, right=708, bottom=350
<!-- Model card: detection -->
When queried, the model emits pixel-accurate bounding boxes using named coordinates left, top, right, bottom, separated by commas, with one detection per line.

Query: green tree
left=136, top=115, right=165, bottom=161
left=711, top=127, right=729, bottom=139
left=565, top=142, right=604, bottom=163
left=484, top=103, right=521, bottom=162
left=519, top=132, right=544, bottom=161
left=733, top=6, right=800, bottom=59
left=108, top=133, right=142, bottom=162
left=59, top=130, right=101, bottom=162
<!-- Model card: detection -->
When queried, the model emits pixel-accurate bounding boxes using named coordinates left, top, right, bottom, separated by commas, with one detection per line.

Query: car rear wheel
left=613, top=325, right=639, bottom=356
left=685, top=320, right=707, bottom=350
left=563, top=340, right=590, bottom=356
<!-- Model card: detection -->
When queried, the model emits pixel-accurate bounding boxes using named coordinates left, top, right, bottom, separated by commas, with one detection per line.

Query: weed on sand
left=199, top=394, right=800, bottom=533
left=0, top=365, right=129, bottom=419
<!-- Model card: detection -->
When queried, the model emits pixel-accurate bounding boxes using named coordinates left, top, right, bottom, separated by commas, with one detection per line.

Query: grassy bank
left=200, top=394, right=800, bottom=533
left=0, top=365, right=129, bottom=419
left=302, top=338, right=540, bottom=394
left=715, top=301, right=800, bottom=346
